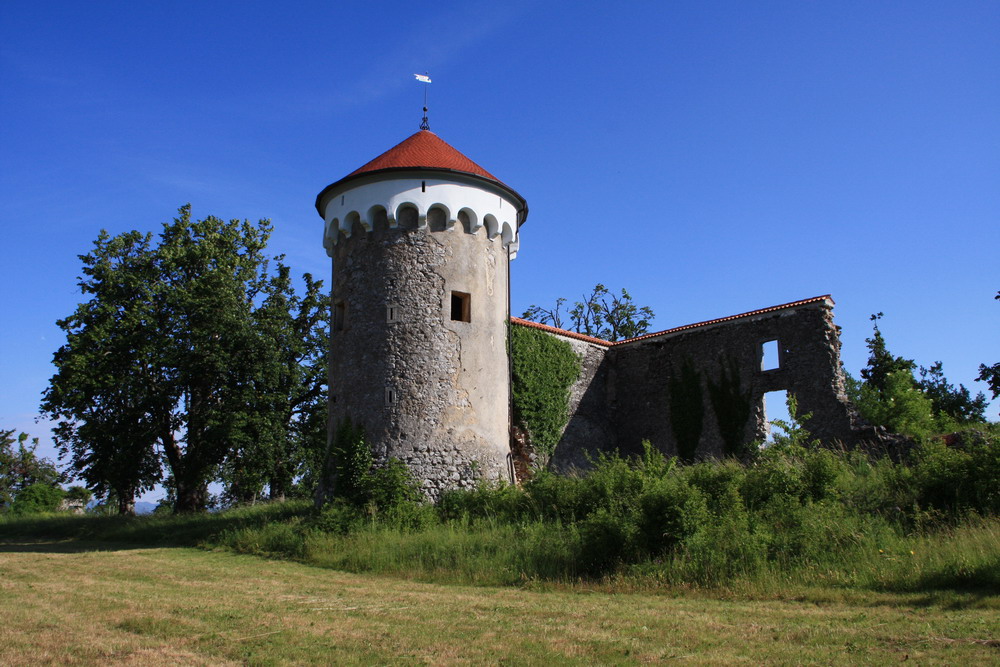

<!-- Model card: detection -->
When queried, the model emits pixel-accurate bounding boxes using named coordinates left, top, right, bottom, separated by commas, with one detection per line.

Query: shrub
left=309, top=499, right=366, bottom=534
left=679, top=504, right=768, bottom=584
left=741, top=452, right=805, bottom=510
left=685, top=460, right=745, bottom=516
left=636, top=474, right=708, bottom=554
left=578, top=506, right=639, bottom=575
left=325, top=418, right=425, bottom=517
left=10, top=483, right=65, bottom=515
left=913, top=431, right=1000, bottom=515
left=363, top=458, right=423, bottom=511
left=437, top=482, right=526, bottom=522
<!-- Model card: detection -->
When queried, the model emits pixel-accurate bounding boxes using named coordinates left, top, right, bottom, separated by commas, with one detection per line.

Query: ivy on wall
left=510, top=325, right=581, bottom=462
left=667, top=358, right=704, bottom=462
left=707, top=356, right=752, bottom=459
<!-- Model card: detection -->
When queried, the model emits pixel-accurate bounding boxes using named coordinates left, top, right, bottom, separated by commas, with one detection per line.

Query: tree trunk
left=116, top=486, right=136, bottom=516
left=173, top=478, right=208, bottom=513
left=160, top=422, right=209, bottom=513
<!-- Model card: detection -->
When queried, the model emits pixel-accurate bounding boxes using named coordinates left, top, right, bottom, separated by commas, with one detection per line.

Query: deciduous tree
left=221, top=266, right=328, bottom=504
left=42, top=205, right=328, bottom=513
left=523, top=284, right=655, bottom=342
left=1, top=429, right=61, bottom=509
left=977, top=291, right=1000, bottom=415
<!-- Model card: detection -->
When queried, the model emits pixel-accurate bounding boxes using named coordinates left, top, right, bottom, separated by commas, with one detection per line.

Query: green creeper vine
left=707, top=356, right=752, bottom=459
left=668, top=358, right=704, bottom=462
left=510, top=324, right=581, bottom=463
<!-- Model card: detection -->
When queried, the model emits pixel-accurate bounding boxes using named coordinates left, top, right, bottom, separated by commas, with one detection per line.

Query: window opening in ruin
left=761, top=339, right=780, bottom=371
left=386, top=304, right=400, bottom=323
left=334, top=302, right=346, bottom=331
left=762, top=390, right=791, bottom=443
left=451, top=291, right=471, bottom=322
left=384, top=387, right=397, bottom=407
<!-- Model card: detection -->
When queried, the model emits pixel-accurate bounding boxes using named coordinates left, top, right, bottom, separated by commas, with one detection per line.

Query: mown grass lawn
left=1, top=539, right=997, bottom=665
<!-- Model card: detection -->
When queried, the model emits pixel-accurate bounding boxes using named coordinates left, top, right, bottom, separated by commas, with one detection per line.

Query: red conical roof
left=346, top=130, right=498, bottom=181
left=316, top=129, right=528, bottom=223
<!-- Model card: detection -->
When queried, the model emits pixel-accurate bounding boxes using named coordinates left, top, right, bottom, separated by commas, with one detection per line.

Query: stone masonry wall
left=549, top=337, right=614, bottom=473
left=609, top=300, right=856, bottom=459
left=526, top=299, right=858, bottom=468
left=328, top=214, right=513, bottom=498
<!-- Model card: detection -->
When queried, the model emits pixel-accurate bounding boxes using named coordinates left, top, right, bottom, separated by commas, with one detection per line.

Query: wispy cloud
left=279, top=1, right=533, bottom=119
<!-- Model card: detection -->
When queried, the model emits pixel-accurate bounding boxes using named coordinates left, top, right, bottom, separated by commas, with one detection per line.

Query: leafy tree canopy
left=1, top=429, right=61, bottom=508
left=917, top=362, right=988, bottom=424
left=522, top=283, right=655, bottom=342
left=976, top=290, right=1000, bottom=415
left=41, top=205, right=328, bottom=514
left=859, top=313, right=916, bottom=394
left=851, top=313, right=987, bottom=438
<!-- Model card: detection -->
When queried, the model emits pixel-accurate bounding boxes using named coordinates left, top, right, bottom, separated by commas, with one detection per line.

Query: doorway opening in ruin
left=763, top=389, right=791, bottom=443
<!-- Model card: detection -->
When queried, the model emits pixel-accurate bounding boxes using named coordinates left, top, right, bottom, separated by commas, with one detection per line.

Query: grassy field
left=2, top=538, right=998, bottom=665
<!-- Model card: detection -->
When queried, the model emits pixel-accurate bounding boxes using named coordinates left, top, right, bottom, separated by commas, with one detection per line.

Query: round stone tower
left=315, top=129, right=528, bottom=497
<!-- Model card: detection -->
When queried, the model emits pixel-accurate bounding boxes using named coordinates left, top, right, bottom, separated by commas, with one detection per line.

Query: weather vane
left=414, top=72, right=431, bottom=130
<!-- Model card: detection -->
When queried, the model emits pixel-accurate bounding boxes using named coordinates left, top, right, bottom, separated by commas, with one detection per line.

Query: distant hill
left=135, top=501, right=158, bottom=515
left=84, top=500, right=161, bottom=514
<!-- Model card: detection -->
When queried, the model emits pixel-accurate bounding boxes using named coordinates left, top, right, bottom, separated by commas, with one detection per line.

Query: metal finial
left=414, top=72, right=431, bottom=130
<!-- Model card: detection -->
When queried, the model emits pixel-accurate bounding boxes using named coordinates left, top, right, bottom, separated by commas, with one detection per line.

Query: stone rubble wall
left=549, top=337, right=614, bottom=473
left=609, top=301, right=856, bottom=459
left=544, top=301, right=859, bottom=466
left=328, top=215, right=513, bottom=498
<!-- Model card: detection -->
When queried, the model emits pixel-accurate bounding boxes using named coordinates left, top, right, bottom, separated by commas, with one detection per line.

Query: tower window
left=384, top=387, right=397, bottom=407
left=451, top=291, right=471, bottom=322
left=386, top=304, right=400, bottom=323
left=334, top=301, right=346, bottom=331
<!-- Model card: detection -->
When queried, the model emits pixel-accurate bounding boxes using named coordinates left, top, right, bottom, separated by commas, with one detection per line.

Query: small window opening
left=458, top=209, right=472, bottom=233
left=398, top=206, right=418, bottom=229
left=421, top=180, right=426, bottom=193
left=761, top=339, right=780, bottom=371
left=428, top=207, right=447, bottom=232
left=384, top=387, right=397, bottom=407
left=386, top=304, right=400, bottom=323
left=763, top=390, right=791, bottom=443
left=340, top=195, right=344, bottom=205
left=334, top=302, right=346, bottom=331
left=450, top=291, right=471, bottom=322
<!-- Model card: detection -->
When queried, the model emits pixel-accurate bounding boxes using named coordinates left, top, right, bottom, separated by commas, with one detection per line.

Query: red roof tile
left=347, top=130, right=498, bottom=181
left=316, top=129, right=528, bottom=221
left=509, top=317, right=613, bottom=346
left=511, top=295, right=834, bottom=347
left=616, top=295, right=834, bottom=345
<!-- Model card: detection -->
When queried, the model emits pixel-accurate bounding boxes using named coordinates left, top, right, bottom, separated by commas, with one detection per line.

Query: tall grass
left=4, top=428, right=998, bottom=596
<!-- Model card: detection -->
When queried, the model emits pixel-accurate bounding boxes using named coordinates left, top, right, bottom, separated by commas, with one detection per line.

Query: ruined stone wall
left=329, top=215, right=513, bottom=497
left=549, top=337, right=614, bottom=473
left=608, top=301, right=856, bottom=459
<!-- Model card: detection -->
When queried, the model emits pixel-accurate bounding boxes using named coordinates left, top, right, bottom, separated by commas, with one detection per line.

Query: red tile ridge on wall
left=511, top=295, right=833, bottom=347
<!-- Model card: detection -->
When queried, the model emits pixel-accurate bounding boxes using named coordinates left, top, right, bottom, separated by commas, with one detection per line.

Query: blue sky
left=2, top=1, right=998, bottom=480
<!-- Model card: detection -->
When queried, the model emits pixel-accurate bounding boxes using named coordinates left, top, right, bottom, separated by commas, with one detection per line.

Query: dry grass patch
left=1, top=539, right=997, bottom=665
